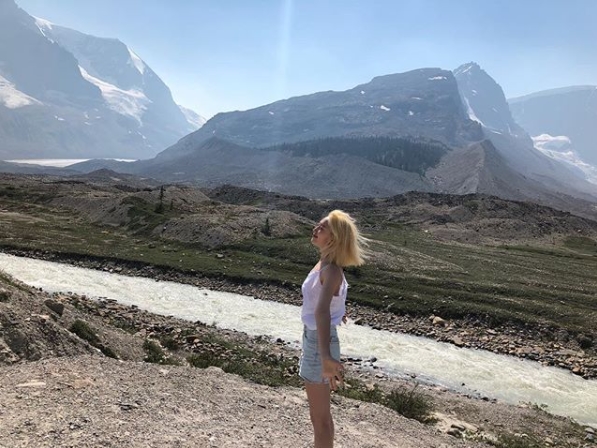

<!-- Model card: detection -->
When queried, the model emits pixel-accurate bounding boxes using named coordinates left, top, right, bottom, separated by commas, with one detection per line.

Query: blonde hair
left=320, top=210, right=368, bottom=267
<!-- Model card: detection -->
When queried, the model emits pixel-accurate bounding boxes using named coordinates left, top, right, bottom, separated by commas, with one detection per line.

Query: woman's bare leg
left=305, top=382, right=334, bottom=448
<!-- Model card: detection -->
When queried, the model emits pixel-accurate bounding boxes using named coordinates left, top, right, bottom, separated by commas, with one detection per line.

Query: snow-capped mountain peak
left=0, top=1, right=204, bottom=159
left=33, top=16, right=54, bottom=35
left=453, top=61, right=480, bottom=77
left=178, top=105, right=207, bottom=129
left=35, top=20, right=203, bottom=133
left=453, top=62, right=522, bottom=135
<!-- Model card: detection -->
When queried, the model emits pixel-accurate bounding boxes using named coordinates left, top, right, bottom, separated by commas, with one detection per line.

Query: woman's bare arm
left=314, top=264, right=344, bottom=389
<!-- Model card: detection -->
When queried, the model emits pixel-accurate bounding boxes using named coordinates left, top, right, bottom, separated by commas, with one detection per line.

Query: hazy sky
left=17, top=0, right=597, bottom=119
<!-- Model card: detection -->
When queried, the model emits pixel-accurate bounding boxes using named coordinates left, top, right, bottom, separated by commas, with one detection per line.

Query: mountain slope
left=157, top=68, right=483, bottom=161
left=0, top=0, right=203, bottom=159
left=36, top=21, right=200, bottom=135
left=65, top=64, right=597, bottom=215
left=453, top=62, right=597, bottom=199
left=508, top=86, right=597, bottom=177
left=116, top=137, right=434, bottom=199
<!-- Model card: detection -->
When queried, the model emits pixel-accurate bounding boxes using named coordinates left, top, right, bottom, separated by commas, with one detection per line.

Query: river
left=0, top=252, right=595, bottom=426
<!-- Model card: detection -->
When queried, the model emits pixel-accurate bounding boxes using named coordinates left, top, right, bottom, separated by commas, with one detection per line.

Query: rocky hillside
left=59, top=63, right=597, bottom=218
left=99, top=137, right=433, bottom=199
left=206, top=183, right=597, bottom=242
left=156, top=68, right=482, bottom=162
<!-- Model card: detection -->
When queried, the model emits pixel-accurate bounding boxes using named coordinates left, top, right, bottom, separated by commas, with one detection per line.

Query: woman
left=300, top=209, right=368, bottom=448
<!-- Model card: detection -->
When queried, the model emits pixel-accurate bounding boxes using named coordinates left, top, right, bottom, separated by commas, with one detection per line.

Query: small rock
left=447, top=428, right=462, bottom=438
left=452, top=336, right=465, bottom=347
left=16, top=381, right=46, bottom=388
left=432, top=316, right=446, bottom=326
left=44, top=299, right=65, bottom=316
left=118, top=402, right=139, bottom=411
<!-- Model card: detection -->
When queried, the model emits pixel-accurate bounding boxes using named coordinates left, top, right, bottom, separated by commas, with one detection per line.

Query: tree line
left=263, top=136, right=448, bottom=175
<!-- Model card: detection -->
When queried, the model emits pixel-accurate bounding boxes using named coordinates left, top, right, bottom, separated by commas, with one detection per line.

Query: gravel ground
left=0, top=356, right=477, bottom=448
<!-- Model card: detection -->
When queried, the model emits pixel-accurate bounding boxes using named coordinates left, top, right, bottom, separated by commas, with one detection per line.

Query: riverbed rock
left=44, top=299, right=65, bottom=316
left=432, top=316, right=447, bottom=326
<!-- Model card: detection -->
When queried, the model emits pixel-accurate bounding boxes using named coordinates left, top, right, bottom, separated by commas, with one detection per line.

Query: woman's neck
left=319, top=257, right=334, bottom=267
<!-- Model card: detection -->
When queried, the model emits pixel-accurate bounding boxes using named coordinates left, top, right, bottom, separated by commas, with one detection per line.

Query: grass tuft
left=338, top=380, right=435, bottom=423
left=69, top=319, right=118, bottom=359
left=143, top=339, right=180, bottom=365
left=69, top=320, right=100, bottom=345
left=385, top=385, right=435, bottom=422
left=490, top=433, right=542, bottom=448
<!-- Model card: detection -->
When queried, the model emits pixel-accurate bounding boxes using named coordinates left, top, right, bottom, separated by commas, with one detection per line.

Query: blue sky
left=17, top=0, right=597, bottom=119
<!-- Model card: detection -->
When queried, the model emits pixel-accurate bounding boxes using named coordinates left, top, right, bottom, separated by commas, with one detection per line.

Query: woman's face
left=311, top=218, right=332, bottom=249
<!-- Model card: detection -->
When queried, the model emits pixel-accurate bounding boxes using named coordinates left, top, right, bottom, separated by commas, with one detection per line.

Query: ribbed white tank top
left=301, top=266, right=348, bottom=330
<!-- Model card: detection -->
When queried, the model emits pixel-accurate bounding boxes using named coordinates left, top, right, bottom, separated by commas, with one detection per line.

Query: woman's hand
left=321, top=357, right=344, bottom=391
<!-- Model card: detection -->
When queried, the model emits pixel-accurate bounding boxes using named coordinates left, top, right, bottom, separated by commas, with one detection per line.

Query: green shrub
left=385, top=385, right=435, bottom=422
left=160, top=335, right=180, bottom=350
left=98, top=344, right=118, bottom=359
left=69, top=320, right=118, bottom=359
left=69, top=320, right=100, bottom=345
left=186, top=349, right=300, bottom=387
left=491, top=433, right=542, bottom=448
left=143, top=339, right=179, bottom=365
left=338, top=381, right=435, bottom=424
left=0, top=288, right=10, bottom=302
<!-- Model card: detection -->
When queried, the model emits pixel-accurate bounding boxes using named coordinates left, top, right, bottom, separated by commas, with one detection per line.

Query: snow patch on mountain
left=79, top=66, right=150, bottom=123
left=127, top=47, right=146, bottom=75
left=462, top=96, right=483, bottom=125
left=0, top=75, right=42, bottom=109
left=533, top=134, right=597, bottom=184
left=33, top=16, right=54, bottom=39
left=178, top=105, right=206, bottom=129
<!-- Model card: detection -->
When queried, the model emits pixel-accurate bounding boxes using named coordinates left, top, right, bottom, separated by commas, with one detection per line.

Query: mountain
left=37, top=63, right=597, bottom=216
left=453, top=62, right=597, bottom=199
left=508, top=86, right=597, bottom=183
left=71, top=137, right=434, bottom=199
left=426, top=139, right=597, bottom=219
left=0, top=0, right=203, bottom=160
left=156, top=68, right=483, bottom=161
left=179, top=105, right=207, bottom=129
left=453, top=62, right=526, bottom=137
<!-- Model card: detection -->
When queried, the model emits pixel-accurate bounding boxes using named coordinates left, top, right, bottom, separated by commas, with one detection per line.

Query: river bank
left=1, top=251, right=596, bottom=446
left=2, top=246, right=595, bottom=380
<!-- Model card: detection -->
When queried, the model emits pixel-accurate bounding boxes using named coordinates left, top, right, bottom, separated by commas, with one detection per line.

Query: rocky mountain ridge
left=58, top=62, right=597, bottom=217
left=0, top=0, right=204, bottom=159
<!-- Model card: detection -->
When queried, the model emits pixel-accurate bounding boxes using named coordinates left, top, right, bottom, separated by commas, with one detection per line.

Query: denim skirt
left=299, top=325, right=341, bottom=383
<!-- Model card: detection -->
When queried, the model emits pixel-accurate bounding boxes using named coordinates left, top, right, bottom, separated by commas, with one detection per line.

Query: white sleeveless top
left=301, top=266, right=348, bottom=330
